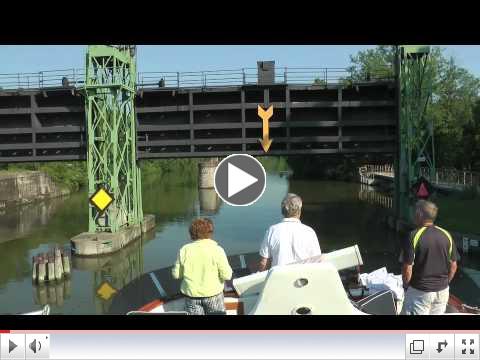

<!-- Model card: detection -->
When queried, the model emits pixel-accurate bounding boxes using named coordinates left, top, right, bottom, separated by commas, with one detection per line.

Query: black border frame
left=2, top=10, right=480, bottom=331
left=1, top=314, right=478, bottom=330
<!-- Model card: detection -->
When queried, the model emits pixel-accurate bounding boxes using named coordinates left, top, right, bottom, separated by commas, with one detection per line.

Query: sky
left=1, top=45, right=480, bottom=76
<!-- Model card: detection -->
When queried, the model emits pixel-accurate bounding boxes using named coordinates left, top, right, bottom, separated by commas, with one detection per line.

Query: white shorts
left=401, top=286, right=449, bottom=315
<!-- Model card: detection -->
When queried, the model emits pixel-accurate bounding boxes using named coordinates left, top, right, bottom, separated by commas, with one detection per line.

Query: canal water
left=0, top=170, right=479, bottom=314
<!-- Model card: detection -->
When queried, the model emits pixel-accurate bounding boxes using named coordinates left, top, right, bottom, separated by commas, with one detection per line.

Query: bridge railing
left=420, top=167, right=480, bottom=188
left=0, top=66, right=394, bottom=91
left=138, top=68, right=259, bottom=88
left=0, top=69, right=85, bottom=90
left=137, top=66, right=393, bottom=89
left=359, top=165, right=480, bottom=189
left=360, top=164, right=395, bottom=176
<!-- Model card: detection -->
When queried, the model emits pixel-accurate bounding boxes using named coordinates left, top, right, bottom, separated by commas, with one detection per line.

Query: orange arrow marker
left=258, top=105, right=273, bottom=152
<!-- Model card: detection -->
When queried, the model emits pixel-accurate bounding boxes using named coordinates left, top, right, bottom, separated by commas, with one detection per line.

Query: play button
left=9, top=340, right=17, bottom=353
left=1, top=334, right=25, bottom=359
left=227, top=163, right=258, bottom=197
left=214, top=154, right=266, bottom=206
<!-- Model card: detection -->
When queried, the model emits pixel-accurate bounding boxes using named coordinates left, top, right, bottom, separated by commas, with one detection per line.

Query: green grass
left=435, top=193, right=480, bottom=235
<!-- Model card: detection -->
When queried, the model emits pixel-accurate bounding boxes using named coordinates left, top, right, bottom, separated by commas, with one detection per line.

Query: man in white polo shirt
left=258, top=193, right=321, bottom=271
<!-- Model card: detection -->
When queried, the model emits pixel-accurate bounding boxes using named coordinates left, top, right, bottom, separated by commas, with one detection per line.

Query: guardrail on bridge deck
left=0, top=66, right=394, bottom=91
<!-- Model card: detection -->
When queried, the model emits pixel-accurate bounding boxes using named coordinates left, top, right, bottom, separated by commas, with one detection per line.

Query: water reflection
left=0, top=171, right=479, bottom=314
left=142, top=174, right=198, bottom=223
left=198, top=188, right=222, bottom=214
left=0, top=194, right=83, bottom=295
left=33, top=278, right=72, bottom=307
left=70, top=230, right=156, bottom=314
left=289, top=180, right=401, bottom=272
left=358, top=183, right=394, bottom=210
left=0, top=196, right=67, bottom=244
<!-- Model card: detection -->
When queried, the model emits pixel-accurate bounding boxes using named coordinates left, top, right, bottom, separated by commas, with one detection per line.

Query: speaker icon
left=29, top=339, right=42, bottom=354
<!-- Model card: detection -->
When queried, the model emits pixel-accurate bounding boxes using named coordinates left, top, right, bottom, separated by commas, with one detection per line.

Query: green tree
left=429, top=56, right=480, bottom=168
left=313, top=78, right=327, bottom=86
left=348, top=45, right=480, bottom=170
left=348, top=45, right=396, bottom=81
left=462, top=99, right=480, bottom=169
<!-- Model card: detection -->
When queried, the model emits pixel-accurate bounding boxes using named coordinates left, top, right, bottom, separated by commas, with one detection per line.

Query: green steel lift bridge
left=395, top=45, right=436, bottom=225
left=85, top=45, right=143, bottom=234
left=82, top=44, right=435, bottom=235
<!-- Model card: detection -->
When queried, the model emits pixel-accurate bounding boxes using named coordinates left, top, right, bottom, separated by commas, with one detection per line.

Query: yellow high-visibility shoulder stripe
left=412, top=226, right=428, bottom=251
left=434, top=225, right=454, bottom=259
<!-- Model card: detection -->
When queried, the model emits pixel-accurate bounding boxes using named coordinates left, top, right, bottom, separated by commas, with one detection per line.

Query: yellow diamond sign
left=89, top=187, right=114, bottom=212
left=97, top=281, right=118, bottom=301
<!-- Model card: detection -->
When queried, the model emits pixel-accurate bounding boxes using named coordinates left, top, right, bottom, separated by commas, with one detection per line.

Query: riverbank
left=0, top=157, right=286, bottom=210
left=1, top=162, right=87, bottom=193
left=0, top=171, right=70, bottom=209
left=4, top=156, right=477, bottom=236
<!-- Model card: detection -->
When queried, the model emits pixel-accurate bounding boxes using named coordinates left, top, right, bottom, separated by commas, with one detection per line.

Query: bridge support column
left=198, top=158, right=218, bottom=189
left=199, top=188, right=221, bottom=214
left=198, top=158, right=220, bottom=214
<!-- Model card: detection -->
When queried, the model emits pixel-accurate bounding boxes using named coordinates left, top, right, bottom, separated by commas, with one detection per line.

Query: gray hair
left=281, top=193, right=303, bottom=218
left=416, top=200, right=438, bottom=223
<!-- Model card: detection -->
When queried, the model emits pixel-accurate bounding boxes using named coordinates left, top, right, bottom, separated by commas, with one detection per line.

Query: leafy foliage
left=348, top=45, right=395, bottom=81
left=350, top=45, right=480, bottom=170
left=6, top=162, right=87, bottom=192
left=140, top=158, right=200, bottom=186
left=313, top=78, right=327, bottom=86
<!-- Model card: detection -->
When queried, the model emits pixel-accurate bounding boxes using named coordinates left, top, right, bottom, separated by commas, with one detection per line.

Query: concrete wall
left=0, top=171, right=69, bottom=208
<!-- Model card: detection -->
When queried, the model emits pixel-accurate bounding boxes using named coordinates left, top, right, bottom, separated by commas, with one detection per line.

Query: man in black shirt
left=401, top=200, right=458, bottom=315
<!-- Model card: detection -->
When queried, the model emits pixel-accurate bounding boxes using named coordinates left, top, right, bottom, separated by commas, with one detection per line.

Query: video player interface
left=2, top=331, right=479, bottom=360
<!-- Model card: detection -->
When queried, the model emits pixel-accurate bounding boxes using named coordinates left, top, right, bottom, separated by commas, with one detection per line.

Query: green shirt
left=172, top=239, right=233, bottom=298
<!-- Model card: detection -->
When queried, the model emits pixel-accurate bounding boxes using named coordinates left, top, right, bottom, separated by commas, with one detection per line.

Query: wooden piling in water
left=62, top=248, right=71, bottom=276
left=37, top=256, right=46, bottom=283
left=47, top=253, right=55, bottom=282
left=32, top=256, right=38, bottom=282
left=54, top=247, right=64, bottom=280
left=32, top=246, right=71, bottom=285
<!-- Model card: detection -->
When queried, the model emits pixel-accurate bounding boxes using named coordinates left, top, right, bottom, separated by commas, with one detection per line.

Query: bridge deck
left=0, top=81, right=396, bottom=162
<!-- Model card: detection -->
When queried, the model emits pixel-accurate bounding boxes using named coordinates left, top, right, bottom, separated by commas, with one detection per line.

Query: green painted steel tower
left=85, top=45, right=143, bottom=233
left=394, top=45, right=436, bottom=224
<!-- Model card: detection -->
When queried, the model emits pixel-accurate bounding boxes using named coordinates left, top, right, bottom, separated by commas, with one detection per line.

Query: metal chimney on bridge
left=257, top=61, right=275, bottom=85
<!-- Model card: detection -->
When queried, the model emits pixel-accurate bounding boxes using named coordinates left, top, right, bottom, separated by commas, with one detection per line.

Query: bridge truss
left=395, top=45, right=436, bottom=223
left=85, top=45, right=143, bottom=233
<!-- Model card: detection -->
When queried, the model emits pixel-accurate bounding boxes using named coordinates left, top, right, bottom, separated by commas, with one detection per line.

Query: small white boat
left=21, top=305, right=50, bottom=315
